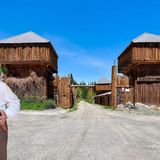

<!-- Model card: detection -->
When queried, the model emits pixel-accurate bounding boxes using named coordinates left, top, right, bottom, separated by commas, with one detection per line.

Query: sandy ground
left=7, top=101, right=160, bottom=160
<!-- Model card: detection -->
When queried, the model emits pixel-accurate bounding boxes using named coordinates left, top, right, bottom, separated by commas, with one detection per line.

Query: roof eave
left=118, top=42, right=133, bottom=59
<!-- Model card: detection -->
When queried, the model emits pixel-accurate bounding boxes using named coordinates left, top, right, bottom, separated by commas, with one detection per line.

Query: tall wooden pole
left=111, top=65, right=117, bottom=109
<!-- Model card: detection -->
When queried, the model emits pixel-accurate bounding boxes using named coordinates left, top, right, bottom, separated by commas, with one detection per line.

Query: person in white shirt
left=0, top=71, right=20, bottom=160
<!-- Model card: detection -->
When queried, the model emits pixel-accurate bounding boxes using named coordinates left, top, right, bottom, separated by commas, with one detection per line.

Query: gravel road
left=8, top=101, right=160, bottom=160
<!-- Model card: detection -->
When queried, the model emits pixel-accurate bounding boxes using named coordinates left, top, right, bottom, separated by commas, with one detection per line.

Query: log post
left=133, top=80, right=137, bottom=106
left=111, top=65, right=117, bottom=109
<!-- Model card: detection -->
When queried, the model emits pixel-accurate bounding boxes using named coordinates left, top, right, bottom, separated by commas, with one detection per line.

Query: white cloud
left=46, top=34, right=111, bottom=69
left=44, top=33, right=119, bottom=82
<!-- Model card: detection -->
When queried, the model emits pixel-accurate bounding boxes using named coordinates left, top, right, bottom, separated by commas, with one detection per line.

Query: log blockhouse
left=0, top=31, right=58, bottom=98
left=118, top=32, right=160, bottom=106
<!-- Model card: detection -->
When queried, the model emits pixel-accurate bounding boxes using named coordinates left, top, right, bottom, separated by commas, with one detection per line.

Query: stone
left=125, top=102, right=135, bottom=109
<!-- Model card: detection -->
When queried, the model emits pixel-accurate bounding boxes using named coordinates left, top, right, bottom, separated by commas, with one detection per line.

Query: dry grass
left=5, top=72, right=47, bottom=99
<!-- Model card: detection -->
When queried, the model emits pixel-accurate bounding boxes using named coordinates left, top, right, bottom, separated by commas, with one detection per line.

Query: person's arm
left=0, top=81, right=20, bottom=118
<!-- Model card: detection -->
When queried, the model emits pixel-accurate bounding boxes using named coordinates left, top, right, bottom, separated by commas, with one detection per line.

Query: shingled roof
left=132, top=32, right=160, bottom=43
left=0, top=31, right=49, bottom=44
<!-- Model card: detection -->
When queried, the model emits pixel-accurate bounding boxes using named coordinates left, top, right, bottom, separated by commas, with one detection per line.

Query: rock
left=117, top=104, right=125, bottom=110
left=125, top=102, right=136, bottom=109
left=135, top=103, right=150, bottom=111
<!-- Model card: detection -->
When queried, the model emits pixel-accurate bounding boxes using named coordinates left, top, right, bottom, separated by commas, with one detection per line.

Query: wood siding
left=118, top=46, right=133, bottom=73
left=95, top=84, right=111, bottom=92
left=95, top=94, right=111, bottom=106
left=117, top=75, right=129, bottom=87
left=118, top=42, right=160, bottom=106
left=136, top=82, right=160, bottom=106
left=0, top=43, right=58, bottom=78
left=6, top=65, right=46, bottom=77
left=53, top=77, right=73, bottom=108
left=118, top=43, right=160, bottom=74
left=0, top=45, right=50, bottom=63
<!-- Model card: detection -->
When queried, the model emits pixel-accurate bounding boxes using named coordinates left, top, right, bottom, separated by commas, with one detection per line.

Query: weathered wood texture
left=95, top=94, right=111, bottom=106
left=0, top=42, right=58, bottom=102
left=117, top=75, right=129, bottom=87
left=53, top=76, right=73, bottom=108
left=111, top=66, right=117, bottom=108
left=95, top=75, right=130, bottom=106
left=118, top=42, right=160, bottom=106
left=0, top=43, right=58, bottom=78
left=95, top=76, right=129, bottom=94
left=136, top=82, right=160, bottom=106
left=122, top=88, right=133, bottom=104
left=118, top=43, right=160, bottom=74
left=6, top=65, right=46, bottom=77
left=117, top=88, right=134, bottom=105
left=95, top=84, right=111, bottom=92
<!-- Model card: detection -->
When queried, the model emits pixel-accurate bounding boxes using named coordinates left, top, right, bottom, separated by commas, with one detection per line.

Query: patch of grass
left=103, top=105, right=112, bottom=109
left=94, top=103, right=112, bottom=110
left=69, top=99, right=81, bottom=112
left=21, top=97, right=56, bottom=110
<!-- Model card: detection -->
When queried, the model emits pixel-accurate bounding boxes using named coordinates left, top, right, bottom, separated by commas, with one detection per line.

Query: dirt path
left=8, top=101, right=160, bottom=160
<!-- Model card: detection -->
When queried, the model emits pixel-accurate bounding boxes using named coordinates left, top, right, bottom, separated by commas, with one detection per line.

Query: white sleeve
left=0, top=81, right=20, bottom=118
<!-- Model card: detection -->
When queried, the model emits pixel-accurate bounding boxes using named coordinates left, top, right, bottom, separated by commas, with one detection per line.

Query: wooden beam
left=111, top=65, right=117, bottom=109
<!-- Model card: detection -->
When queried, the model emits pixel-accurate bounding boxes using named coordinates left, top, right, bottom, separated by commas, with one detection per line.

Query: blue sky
left=0, top=0, right=160, bottom=83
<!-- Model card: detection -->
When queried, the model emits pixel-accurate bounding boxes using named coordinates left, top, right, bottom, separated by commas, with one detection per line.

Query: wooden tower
left=0, top=31, right=58, bottom=98
left=118, top=32, right=160, bottom=106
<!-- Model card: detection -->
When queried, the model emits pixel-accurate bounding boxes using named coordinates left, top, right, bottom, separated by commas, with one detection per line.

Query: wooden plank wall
left=95, top=84, right=111, bottom=92
left=118, top=47, right=133, bottom=71
left=133, top=64, right=160, bottom=77
left=136, top=82, right=160, bottom=106
left=53, top=76, right=73, bottom=108
left=6, top=65, right=46, bottom=78
left=117, top=75, right=129, bottom=87
left=95, top=95, right=111, bottom=106
left=0, top=44, right=51, bottom=63
left=49, top=46, right=58, bottom=70
left=132, top=43, right=160, bottom=61
left=118, top=43, right=160, bottom=73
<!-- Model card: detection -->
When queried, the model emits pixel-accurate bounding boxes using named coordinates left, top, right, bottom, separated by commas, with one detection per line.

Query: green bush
left=74, top=87, right=95, bottom=104
left=20, top=97, right=56, bottom=110
left=69, top=99, right=81, bottom=112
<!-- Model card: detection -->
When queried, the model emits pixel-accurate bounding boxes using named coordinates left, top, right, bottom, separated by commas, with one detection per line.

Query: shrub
left=5, top=72, right=47, bottom=99
left=21, top=98, right=56, bottom=110
left=74, top=87, right=95, bottom=103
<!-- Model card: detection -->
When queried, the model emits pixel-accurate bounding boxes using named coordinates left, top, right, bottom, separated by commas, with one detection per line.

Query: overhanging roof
left=0, top=31, right=49, bottom=44
left=94, top=92, right=111, bottom=98
left=118, top=32, right=160, bottom=59
left=132, top=32, right=160, bottom=43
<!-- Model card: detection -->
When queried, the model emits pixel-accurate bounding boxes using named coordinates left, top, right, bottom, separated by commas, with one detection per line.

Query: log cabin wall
left=0, top=43, right=51, bottom=63
left=132, top=43, right=160, bottom=62
left=49, top=45, right=58, bottom=72
left=94, top=94, right=111, bottom=106
left=117, top=75, right=129, bottom=88
left=136, top=82, right=160, bottom=106
left=95, top=84, right=111, bottom=94
left=0, top=43, right=58, bottom=78
left=6, top=64, right=46, bottom=77
left=0, top=32, right=58, bottom=100
left=119, top=43, right=160, bottom=74
left=118, top=33, right=160, bottom=106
